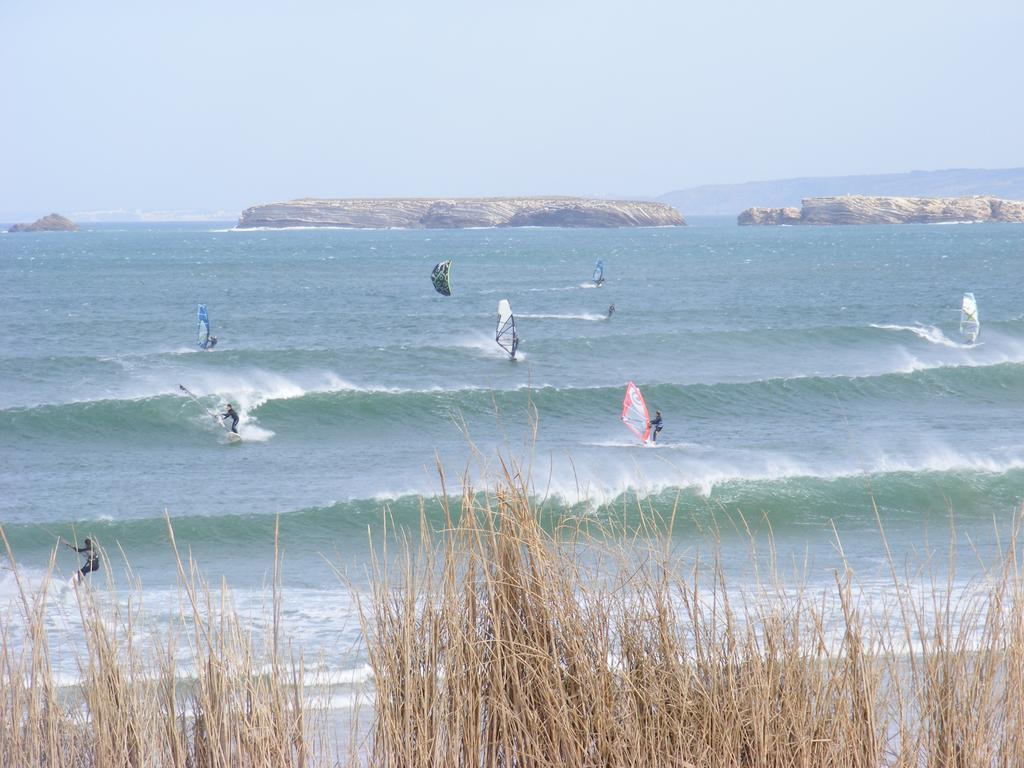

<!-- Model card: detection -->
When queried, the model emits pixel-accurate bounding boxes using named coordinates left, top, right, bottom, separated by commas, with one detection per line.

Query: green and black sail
left=431, top=260, right=452, bottom=296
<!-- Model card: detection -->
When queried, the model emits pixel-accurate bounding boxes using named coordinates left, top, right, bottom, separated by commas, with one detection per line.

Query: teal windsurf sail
left=593, top=259, right=604, bottom=286
left=197, top=305, right=211, bottom=349
left=431, top=260, right=452, bottom=296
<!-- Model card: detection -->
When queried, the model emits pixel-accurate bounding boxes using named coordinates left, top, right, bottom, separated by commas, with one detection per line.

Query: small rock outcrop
left=8, top=213, right=79, bottom=233
left=236, top=197, right=685, bottom=229
left=738, top=196, right=1024, bottom=225
left=737, top=207, right=802, bottom=225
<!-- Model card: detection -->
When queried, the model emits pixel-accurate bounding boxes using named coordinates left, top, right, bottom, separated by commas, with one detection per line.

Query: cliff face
left=236, top=197, right=685, bottom=229
left=8, top=213, right=79, bottom=232
left=738, top=196, right=1024, bottom=225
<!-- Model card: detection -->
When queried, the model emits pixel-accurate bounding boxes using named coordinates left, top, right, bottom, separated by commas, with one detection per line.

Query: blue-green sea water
left=3, top=218, right=1024, bottom=699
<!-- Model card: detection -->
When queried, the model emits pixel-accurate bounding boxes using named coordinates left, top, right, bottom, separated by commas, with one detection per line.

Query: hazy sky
left=3, top=0, right=1023, bottom=218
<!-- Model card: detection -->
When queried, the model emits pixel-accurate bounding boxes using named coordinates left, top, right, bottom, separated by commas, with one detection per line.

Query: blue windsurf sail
left=593, top=260, right=604, bottom=286
left=197, top=304, right=211, bottom=349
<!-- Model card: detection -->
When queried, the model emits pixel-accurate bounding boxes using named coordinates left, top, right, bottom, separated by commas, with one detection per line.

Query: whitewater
left=3, top=218, right=1024, bottom=701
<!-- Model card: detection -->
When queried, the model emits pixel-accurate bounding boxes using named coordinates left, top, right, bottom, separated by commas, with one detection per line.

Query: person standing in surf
left=607, top=303, right=615, bottom=319
left=221, top=403, right=239, bottom=433
left=649, top=410, right=663, bottom=443
left=64, top=537, right=99, bottom=585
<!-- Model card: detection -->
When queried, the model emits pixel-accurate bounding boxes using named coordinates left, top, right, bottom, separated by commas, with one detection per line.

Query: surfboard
left=227, top=432, right=242, bottom=443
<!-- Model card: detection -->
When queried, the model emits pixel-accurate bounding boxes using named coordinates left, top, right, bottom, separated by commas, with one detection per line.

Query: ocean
left=3, top=218, right=1024, bottom=712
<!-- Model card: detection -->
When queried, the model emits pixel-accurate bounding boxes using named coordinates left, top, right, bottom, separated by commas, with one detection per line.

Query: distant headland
left=236, top=197, right=684, bottom=229
left=661, top=167, right=1024, bottom=216
left=8, top=213, right=79, bottom=233
left=738, top=195, right=1024, bottom=226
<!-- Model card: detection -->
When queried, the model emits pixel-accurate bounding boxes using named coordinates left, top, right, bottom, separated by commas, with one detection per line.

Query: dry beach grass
left=0, top=521, right=320, bottom=767
left=3, top=466, right=1024, bottom=766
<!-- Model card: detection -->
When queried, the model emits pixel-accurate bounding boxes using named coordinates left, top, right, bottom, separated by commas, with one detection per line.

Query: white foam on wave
left=519, top=313, right=605, bottom=322
left=449, top=333, right=526, bottom=360
left=2, top=372, right=542, bottom=413
left=582, top=439, right=702, bottom=450
left=227, top=225, right=362, bottom=232
left=871, top=323, right=970, bottom=348
left=176, top=369, right=358, bottom=406
left=308, top=663, right=375, bottom=686
left=869, top=446, right=1024, bottom=476
left=532, top=438, right=1024, bottom=506
left=99, top=346, right=200, bottom=364
left=312, top=690, right=376, bottom=711
left=176, top=369, right=373, bottom=442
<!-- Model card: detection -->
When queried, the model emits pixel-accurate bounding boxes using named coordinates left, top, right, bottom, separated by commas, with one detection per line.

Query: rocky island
left=738, top=195, right=1024, bottom=225
left=236, top=197, right=684, bottom=229
left=8, top=213, right=79, bottom=233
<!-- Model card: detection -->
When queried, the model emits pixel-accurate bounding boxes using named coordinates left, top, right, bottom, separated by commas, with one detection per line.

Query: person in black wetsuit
left=207, top=336, right=218, bottom=350
left=64, top=537, right=99, bottom=584
left=649, top=410, right=663, bottom=443
left=607, top=303, right=615, bottom=318
left=221, top=403, right=239, bottom=433
left=510, top=332, right=519, bottom=360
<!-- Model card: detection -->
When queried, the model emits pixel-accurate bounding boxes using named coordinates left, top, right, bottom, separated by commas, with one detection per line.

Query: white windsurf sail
left=621, top=381, right=650, bottom=442
left=960, top=292, right=979, bottom=342
left=496, top=299, right=518, bottom=359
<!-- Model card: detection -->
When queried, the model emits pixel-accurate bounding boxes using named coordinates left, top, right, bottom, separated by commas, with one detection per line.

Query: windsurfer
left=649, top=410, right=663, bottom=443
left=607, top=304, right=615, bottom=318
left=206, top=335, right=218, bottom=349
left=64, top=537, right=99, bottom=584
left=221, top=403, right=239, bottom=433
left=511, top=332, right=519, bottom=360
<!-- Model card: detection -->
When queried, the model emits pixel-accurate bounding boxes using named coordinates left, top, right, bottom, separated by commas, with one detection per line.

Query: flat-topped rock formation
left=738, top=195, right=1024, bottom=225
left=8, top=213, right=79, bottom=232
left=237, top=197, right=684, bottom=229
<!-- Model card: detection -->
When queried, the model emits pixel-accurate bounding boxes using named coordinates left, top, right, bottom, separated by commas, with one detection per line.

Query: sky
left=2, top=0, right=1023, bottom=219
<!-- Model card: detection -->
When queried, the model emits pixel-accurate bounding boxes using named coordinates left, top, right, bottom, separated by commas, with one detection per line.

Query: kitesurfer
left=221, top=403, right=239, bottom=433
left=607, top=304, right=615, bottom=318
left=64, top=537, right=99, bottom=584
left=649, top=410, right=663, bottom=443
